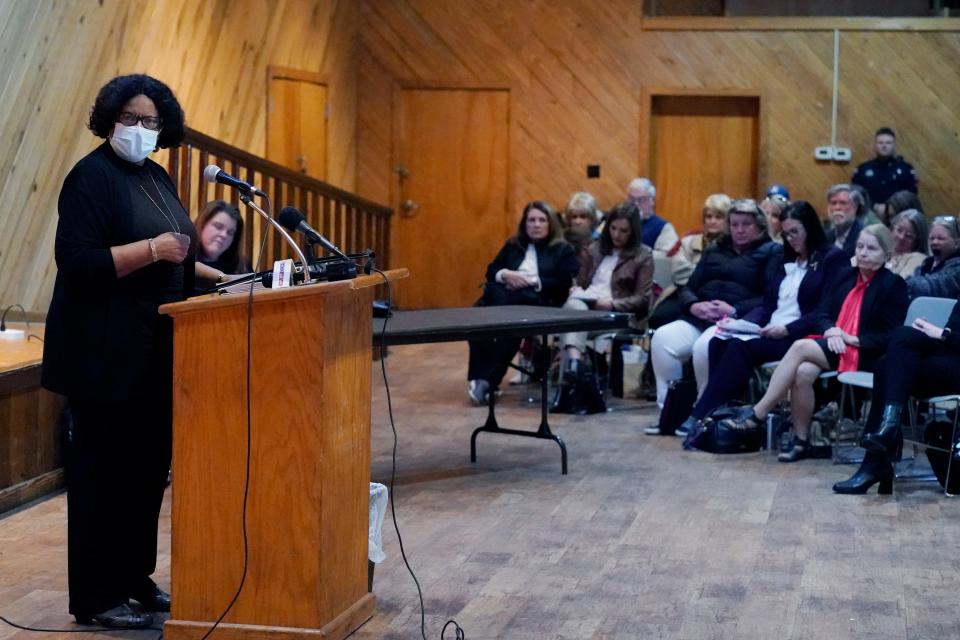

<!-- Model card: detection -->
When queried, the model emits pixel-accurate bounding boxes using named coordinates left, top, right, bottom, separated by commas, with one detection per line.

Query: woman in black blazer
left=467, top=201, right=579, bottom=404
left=834, top=304, right=960, bottom=494
left=721, top=224, right=909, bottom=459
left=679, top=202, right=848, bottom=446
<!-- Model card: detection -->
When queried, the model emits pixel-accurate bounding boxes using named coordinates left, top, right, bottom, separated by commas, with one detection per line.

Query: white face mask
left=109, top=122, right=159, bottom=164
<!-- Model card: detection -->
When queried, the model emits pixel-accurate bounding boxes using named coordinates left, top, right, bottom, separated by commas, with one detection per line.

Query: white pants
left=560, top=297, right=591, bottom=352
left=650, top=320, right=718, bottom=407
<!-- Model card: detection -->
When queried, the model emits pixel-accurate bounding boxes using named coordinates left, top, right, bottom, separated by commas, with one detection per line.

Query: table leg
left=470, top=333, right=568, bottom=474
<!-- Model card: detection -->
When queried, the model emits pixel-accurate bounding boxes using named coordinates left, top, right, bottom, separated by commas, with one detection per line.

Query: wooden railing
left=166, top=127, right=391, bottom=270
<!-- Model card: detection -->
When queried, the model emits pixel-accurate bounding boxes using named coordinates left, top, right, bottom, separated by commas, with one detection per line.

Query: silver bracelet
left=148, top=237, right=159, bottom=263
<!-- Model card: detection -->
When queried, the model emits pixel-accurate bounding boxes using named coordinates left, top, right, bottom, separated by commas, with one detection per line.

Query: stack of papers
left=715, top=318, right=762, bottom=341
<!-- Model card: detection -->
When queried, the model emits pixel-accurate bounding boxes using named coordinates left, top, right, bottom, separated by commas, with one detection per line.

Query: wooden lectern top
left=159, top=268, right=408, bottom=317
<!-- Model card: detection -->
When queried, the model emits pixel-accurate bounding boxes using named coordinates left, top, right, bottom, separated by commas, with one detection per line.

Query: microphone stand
left=240, top=193, right=313, bottom=284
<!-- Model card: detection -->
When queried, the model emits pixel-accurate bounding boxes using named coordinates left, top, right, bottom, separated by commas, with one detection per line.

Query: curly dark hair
left=87, top=74, right=185, bottom=148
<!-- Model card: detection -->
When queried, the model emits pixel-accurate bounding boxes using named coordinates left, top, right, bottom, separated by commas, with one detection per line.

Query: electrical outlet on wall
left=832, top=147, right=852, bottom=162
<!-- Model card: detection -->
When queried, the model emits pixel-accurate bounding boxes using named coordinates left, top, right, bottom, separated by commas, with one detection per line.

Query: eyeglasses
left=118, top=111, right=162, bottom=131
left=782, top=227, right=805, bottom=240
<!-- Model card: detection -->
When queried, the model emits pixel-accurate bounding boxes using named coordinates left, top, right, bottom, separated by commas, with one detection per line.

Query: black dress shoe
left=130, top=585, right=171, bottom=612
left=832, top=452, right=894, bottom=495
left=75, top=604, right=154, bottom=628
left=778, top=437, right=812, bottom=463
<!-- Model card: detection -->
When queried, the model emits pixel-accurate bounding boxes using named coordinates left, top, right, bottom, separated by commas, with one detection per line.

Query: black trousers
left=467, top=282, right=538, bottom=384
left=66, top=387, right=172, bottom=615
left=863, top=325, right=960, bottom=433
left=691, top=336, right=795, bottom=420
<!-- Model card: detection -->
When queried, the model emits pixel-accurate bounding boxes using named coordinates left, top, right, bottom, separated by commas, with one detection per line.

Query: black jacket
left=484, top=237, right=579, bottom=307
left=677, top=235, right=783, bottom=330
left=813, top=266, right=908, bottom=372
left=825, top=219, right=864, bottom=259
left=906, top=255, right=960, bottom=298
left=742, top=245, right=848, bottom=340
left=42, top=143, right=197, bottom=399
left=851, top=155, right=918, bottom=205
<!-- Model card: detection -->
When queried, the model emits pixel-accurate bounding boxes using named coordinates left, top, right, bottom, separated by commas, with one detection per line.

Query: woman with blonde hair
left=648, top=199, right=781, bottom=433
left=562, top=191, right=601, bottom=265
left=719, top=225, right=908, bottom=462
left=886, top=209, right=928, bottom=278
left=759, top=194, right=789, bottom=244
left=670, top=193, right=731, bottom=287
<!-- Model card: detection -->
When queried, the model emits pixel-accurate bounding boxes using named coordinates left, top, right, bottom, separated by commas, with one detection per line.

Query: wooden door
left=649, top=95, right=759, bottom=236
left=393, top=87, right=510, bottom=309
left=267, top=70, right=327, bottom=179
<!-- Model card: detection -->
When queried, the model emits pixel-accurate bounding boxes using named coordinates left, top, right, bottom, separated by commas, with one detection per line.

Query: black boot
left=832, top=450, right=894, bottom=495
left=861, top=403, right=903, bottom=456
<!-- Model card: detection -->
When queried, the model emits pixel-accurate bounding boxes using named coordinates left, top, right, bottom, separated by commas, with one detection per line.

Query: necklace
left=139, top=173, right=181, bottom=233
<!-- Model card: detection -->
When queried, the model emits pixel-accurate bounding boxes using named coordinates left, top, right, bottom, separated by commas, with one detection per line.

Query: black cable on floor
left=0, top=613, right=162, bottom=634
left=373, top=269, right=466, bottom=640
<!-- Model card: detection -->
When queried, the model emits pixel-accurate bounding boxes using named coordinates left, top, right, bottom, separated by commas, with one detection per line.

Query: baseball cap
left=766, top=184, right=790, bottom=200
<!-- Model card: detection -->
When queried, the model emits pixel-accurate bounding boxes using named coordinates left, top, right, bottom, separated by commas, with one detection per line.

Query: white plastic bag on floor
left=369, top=482, right=389, bottom=563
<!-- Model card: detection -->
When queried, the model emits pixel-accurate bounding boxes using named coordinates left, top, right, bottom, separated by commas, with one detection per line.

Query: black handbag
left=924, top=421, right=960, bottom=493
left=684, top=403, right=765, bottom=454
left=654, top=376, right=697, bottom=435
left=551, top=369, right=606, bottom=415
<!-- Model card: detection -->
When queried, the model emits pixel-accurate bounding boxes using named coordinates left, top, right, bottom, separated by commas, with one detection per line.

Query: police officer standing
left=852, top=127, right=918, bottom=218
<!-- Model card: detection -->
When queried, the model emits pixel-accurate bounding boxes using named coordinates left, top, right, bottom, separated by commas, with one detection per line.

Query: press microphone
left=277, top=206, right=351, bottom=261
left=203, top=165, right=265, bottom=197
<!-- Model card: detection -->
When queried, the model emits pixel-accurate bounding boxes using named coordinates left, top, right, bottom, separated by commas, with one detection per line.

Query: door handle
left=400, top=199, right=420, bottom=217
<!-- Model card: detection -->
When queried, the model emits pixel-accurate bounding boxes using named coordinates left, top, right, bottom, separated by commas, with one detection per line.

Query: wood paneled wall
left=0, top=0, right=359, bottom=313
left=356, top=1, right=960, bottom=237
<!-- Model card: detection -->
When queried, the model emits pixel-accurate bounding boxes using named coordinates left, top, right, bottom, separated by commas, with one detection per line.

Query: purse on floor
left=924, top=421, right=960, bottom=493
left=685, top=402, right=765, bottom=454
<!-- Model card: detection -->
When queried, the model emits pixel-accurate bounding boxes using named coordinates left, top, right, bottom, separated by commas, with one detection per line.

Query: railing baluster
left=172, top=127, right=391, bottom=271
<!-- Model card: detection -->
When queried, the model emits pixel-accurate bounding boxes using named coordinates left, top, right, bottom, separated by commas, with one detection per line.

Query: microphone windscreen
left=202, top=165, right=222, bottom=184
left=278, top=206, right=305, bottom=232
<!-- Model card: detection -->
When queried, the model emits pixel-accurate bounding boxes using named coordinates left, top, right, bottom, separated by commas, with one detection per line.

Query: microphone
left=203, top=165, right=265, bottom=196
left=277, top=206, right=351, bottom=261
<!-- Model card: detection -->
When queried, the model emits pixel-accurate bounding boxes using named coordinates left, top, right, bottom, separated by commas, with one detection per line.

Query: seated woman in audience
left=882, top=190, right=924, bottom=228
left=676, top=201, right=847, bottom=443
left=906, top=215, right=960, bottom=298
left=648, top=194, right=731, bottom=331
left=560, top=203, right=653, bottom=371
left=562, top=192, right=601, bottom=265
left=648, top=199, right=782, bottom=430
left=720, top=225, right=908, bottom=460
left=670, top=194, right=731, bottom=287
left=467, top=201, right=578, bottom=404
left=886, top=209, right=928, bottom=278
left=194, top=199, right=250, bottom=286
left=759, top=193, right=789, bottom=244
left=833, top=306, right=960, bottom=494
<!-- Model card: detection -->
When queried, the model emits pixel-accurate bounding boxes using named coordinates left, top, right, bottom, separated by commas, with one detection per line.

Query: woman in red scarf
left=720, top=225, right=908, bottom=463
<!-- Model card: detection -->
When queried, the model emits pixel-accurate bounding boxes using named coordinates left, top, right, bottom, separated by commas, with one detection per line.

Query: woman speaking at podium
left=42, top=74, right=194, bottom=629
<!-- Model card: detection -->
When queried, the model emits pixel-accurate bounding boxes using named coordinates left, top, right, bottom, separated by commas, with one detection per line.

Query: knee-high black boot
left=832, top=450, right=894, bottom=495
left=861, top=403, right=903, bottom=456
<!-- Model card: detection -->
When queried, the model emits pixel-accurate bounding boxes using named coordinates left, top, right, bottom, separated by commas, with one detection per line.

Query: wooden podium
left=158, top=270, right=405, bottom=640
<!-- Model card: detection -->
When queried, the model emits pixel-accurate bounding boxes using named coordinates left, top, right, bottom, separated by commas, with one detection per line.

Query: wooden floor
left=1, top=342, right=958, bottom=639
